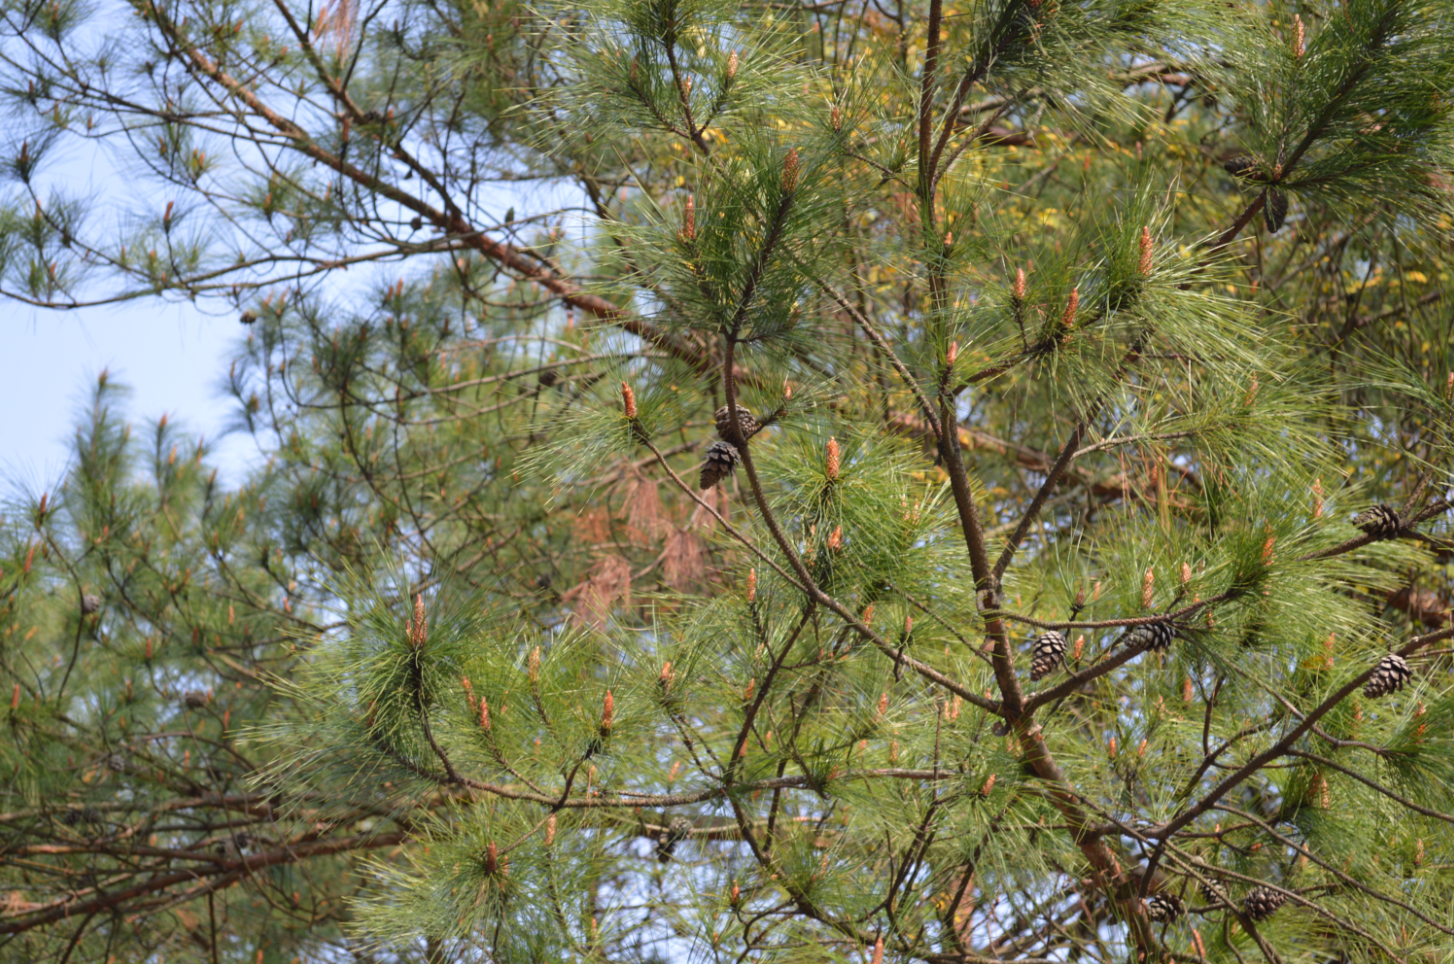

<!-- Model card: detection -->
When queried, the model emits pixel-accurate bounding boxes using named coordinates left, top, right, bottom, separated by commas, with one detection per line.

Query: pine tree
left=4, top=0, right=1454, bottom=960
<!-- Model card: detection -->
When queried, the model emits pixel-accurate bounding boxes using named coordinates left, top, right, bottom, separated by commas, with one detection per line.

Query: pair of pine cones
left=1149, top=884, right=1288, bottom=923
left=700, top=405, right=760, bottom=489
left=1028, top=621, right=1177, bottom=682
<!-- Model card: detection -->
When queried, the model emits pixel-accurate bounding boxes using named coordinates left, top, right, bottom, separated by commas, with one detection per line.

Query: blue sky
left=0, top=299, right=254, bottom=494
left=0, top=122, right=577, bottom=500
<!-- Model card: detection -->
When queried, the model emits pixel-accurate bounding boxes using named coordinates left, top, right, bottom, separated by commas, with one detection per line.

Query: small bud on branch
left=622, top=381, right=637, bottom=419
left=408, top=594, right=427, bottom=648
left=825, top=437, right=840, bottom=480
left=782, top=148, right=800, bottom=193
left=1060, top=287, right=1079, bottom=331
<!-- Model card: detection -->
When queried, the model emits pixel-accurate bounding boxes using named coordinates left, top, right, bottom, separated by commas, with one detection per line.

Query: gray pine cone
left=80, top=594, right=102, bottom=614
left=656, top=816, right=693, bottom=862
left=700, top=440, right=740, bottom=490
left=714, top=405, right=760, bottom=443
left=1030, top=631, right=1068, bottom=681
left=1352, top=504, right=1401, bottom=539
left=1263, top=188, right=1289, bottom=233
left=1145, top=893, right=1184, bottom=922
left=1222, top=155, right=1265, bottom=180
left=1242, top=886, right=1287, bottom=921
left=1362, top=653, right=1412, bottom=698
left=1125, top=621, right=1176, bottom=652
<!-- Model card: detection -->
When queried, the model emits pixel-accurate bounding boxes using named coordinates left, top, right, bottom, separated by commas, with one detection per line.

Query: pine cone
left=80, top=594, right=102, bottom=615
left=656, top=816, right=693, bottom=862
left=1125, top=621, right=1176, bottom=652
left=1263, top=188, right=1289, bottom=233
left=1242, top=886, right=1287, bottom=921
left=182, top=690, right=210, bottom=709
left=1362, top=653, right=1412, bottom=698
left=700, top=440, right=740, bottom=490
left=1145, top=893, right=1184, bottom=922
left=1030, top=630, right=1068, bottom=681
left=1198, top=877, right=1224, bottom=906
left=239, top=310, right=258, bottom=325
left=1352, top=504, right=1400, bottom=539
left=714, top=405, right=759, bottom=443
left=1222, top=155, right=1267, bottom=181
left=61, top=807, right=102, bottom=827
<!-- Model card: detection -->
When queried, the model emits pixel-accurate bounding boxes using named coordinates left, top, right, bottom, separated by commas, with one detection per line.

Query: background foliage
left=2, top=0, right=1454, bottom=959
